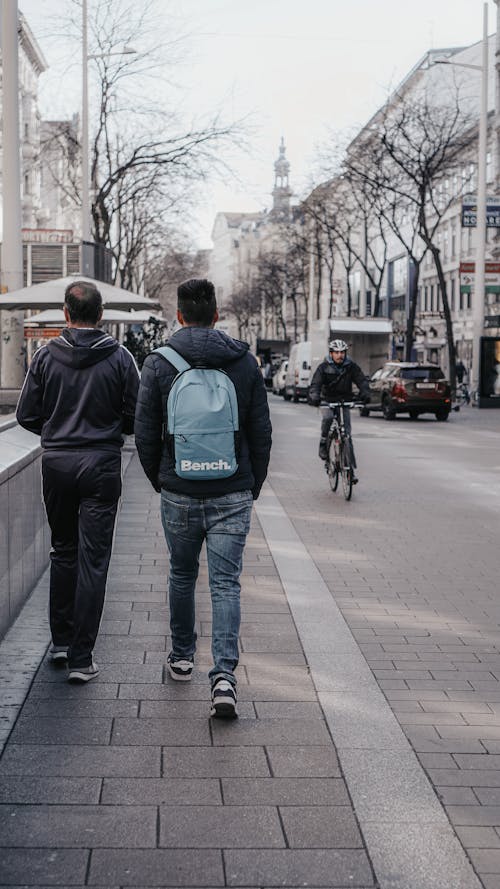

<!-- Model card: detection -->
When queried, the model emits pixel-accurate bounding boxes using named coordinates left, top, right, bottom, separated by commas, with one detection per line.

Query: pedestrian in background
left=455, top=359, right=466, bottom=385
left=134, top=278, right=271, bottom=719
left=16, top=281, right=139, bottom=682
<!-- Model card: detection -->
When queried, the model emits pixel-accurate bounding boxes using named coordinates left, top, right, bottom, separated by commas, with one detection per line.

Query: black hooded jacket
left=134, top=326, right=272, bottom=499
left=16, top=328, right=140, bottom=451
left=309, top=355, right=370, bottom=405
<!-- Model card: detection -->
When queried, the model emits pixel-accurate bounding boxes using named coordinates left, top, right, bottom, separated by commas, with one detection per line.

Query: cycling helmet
left=329, top=339, right=348, bottom=352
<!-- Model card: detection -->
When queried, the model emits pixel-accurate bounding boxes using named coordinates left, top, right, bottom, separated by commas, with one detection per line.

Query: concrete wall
left=0, top=418, right=50, bottom=640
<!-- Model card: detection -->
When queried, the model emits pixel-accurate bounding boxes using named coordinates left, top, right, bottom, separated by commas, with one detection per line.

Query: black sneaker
left=210, top=678, right=238, bottom=719
left=49, top=644, right=69, bottom=665
left=167, top=654, right=193, bottom=682
left=318, top=441, right=328, bottom=461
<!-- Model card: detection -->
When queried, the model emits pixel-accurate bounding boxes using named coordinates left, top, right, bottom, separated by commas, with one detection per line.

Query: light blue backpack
left=154, top=346, right=240, bottom=480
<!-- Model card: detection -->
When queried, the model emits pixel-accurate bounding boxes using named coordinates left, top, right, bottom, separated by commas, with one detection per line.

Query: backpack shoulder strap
left=154, top=346, right=191, bottom=374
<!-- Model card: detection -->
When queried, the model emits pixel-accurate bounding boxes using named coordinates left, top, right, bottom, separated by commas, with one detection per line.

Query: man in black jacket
left=309, top=339, right=370, bottom=475
left=16, top=281, right=139, bottom=682
left=135, top=278, right=271, bottom=718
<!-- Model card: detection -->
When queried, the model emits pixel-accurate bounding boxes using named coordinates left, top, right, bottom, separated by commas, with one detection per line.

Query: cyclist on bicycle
left=309, top=339, right=370, bottom=477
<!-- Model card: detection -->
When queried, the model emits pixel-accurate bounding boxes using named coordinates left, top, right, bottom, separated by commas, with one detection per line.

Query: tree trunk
left=405, top=259, right=420, bottom=361
left=430, top=245, right=456, bottom=391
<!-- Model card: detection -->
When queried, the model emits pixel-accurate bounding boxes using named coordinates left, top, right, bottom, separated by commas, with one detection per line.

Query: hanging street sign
left=462, top=195, right=500, bottom=228
left=460, top=261, right=500, bottom=294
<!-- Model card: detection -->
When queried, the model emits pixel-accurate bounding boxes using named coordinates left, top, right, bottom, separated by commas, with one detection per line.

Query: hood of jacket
left=167, top=326, right=249, bottom=369
left=46, top=328, right=119, bottom=368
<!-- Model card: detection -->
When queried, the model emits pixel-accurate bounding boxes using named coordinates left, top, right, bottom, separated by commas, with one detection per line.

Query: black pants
left=42, top=450, right=121, bottom=668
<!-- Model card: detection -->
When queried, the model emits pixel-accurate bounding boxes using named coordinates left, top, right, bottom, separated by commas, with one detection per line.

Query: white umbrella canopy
left=24, top=308, right=152, bottom=327
left=0, top=275, right=159, bottom=311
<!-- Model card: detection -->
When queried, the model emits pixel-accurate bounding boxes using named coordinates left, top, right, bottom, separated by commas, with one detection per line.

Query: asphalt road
left=266, top=394, right=500, bottom=888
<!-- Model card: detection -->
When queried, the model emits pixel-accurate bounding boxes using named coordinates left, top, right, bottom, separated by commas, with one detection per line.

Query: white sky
left=19, top=0, right=497, bottom=248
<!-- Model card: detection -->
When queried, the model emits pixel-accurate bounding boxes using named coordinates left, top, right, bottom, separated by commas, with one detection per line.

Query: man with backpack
left=134, top=279, right=272, bottom=718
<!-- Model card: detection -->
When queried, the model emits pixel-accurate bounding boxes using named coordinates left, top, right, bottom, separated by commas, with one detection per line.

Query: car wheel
left=382, top=397, right=396, bottom=421
left=359, top=407, right=370, bottom=417
left=284, top=392, right=292, bottom=401
left=409, top=410, right=419, bottom=420
left=293, top=391, right=299, bottom=403
left=435, top=409, right=449, bottom=421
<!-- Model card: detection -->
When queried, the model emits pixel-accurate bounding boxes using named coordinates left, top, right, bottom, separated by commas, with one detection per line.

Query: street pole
left=0, top=0, right=25, bottom=390
left=81, top=0, right=91, bottom=244
left=472, top=2, right=489, bottom=400
left=495, top=1, right=500, bottom=187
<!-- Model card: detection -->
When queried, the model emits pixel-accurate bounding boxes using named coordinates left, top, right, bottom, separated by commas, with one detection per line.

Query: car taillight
left=391, top=382, right=407, bottom=400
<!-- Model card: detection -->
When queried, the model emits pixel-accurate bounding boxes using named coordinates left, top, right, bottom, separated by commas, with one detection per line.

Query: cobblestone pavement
left=0, top=401, right=498, bottom=888
left=0, top=453, right=375, bottom=889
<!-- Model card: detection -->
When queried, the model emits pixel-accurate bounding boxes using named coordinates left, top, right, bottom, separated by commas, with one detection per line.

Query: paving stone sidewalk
left=0, top=453, right=375, bottom=889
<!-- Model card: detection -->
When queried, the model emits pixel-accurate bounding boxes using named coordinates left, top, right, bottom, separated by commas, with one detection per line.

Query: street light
left=81, top=0, right=136, bottom=248
left=435, top=3, right=488, bottom=400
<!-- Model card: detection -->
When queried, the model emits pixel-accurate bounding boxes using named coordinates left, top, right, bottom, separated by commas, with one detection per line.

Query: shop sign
left=462, top=196, right=500, bottom=228
left=460, top=261, right=500, bottom=294
left=24, top=328, right=61, bottom=338
left=22, top=228, right=74, bottom=244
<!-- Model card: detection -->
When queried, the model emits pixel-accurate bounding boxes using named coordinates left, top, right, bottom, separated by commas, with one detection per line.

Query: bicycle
left=323, top=401, right=361, bottom=501
left=452, top=382, right=471, bottom=411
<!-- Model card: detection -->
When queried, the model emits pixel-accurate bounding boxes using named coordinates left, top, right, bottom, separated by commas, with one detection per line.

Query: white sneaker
left=68, top=662, right=99, bottom=683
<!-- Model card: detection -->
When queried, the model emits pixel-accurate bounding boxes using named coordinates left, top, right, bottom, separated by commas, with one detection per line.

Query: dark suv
left=361, top=362, right=452, bottom=421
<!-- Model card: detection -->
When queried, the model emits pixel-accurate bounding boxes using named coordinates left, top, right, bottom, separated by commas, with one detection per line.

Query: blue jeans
left=160, top=489, right=253, bottom=686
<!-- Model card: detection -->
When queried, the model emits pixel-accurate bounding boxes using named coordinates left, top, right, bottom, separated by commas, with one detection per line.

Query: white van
left=284, top=342, right=312, bottom=402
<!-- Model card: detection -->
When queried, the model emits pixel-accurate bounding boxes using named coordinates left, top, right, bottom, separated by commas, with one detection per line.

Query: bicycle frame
left=322, top=401, right=361, bottom=500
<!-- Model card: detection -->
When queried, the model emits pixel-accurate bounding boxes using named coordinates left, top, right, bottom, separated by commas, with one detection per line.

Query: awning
left=0, top=275, right=159, bottom=311
left=24, top=308, right=169, bottom=327
left=330, top=318, right=393, bottom=334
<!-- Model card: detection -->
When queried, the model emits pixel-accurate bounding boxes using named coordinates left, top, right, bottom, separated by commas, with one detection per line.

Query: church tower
left=271, top=137, right=292, bottom=219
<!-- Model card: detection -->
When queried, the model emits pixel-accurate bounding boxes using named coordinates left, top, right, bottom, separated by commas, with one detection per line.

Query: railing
left=0, top=419, right=50, bottom=640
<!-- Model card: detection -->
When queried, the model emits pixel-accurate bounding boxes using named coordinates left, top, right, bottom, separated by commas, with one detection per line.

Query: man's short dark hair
left=64, top=281, right=103, bottom=325
left=177, top=278, right=216, bottom=326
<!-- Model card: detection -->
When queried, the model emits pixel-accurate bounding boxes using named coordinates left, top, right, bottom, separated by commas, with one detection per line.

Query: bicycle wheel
left=340, top=442, right=353, bottom=500
left=327, top=437, right=339, bottom=492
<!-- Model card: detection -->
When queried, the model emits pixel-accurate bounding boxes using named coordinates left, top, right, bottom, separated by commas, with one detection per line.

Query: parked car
left=272, top=359, right=288, bottom=396
left=284, top=342, right=312, bottom=402
left=361, top=361, right=452, bottom=421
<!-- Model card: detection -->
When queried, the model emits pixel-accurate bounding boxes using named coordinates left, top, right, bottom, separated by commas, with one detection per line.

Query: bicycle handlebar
left=322, top=401, right=363, bottom=408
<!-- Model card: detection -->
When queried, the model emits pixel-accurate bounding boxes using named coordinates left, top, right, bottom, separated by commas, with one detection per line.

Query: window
left=401, top=367, right=444, bottom=381
left=451, top=224, right=456, bottom=257
left=450, top=277, right=456, bottom=312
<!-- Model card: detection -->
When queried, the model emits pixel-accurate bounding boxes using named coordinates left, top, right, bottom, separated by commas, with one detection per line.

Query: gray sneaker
left=49, top=645, right=69, bottom=665
left=68, top=662, right=99, bottom=683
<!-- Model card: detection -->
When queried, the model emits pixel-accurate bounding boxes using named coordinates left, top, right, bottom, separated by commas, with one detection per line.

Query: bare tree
left=42, top=0, right=245, bottom=290
left=224, top=280, right=261, bottom=341
left=345, top=88, right=475, bottom=383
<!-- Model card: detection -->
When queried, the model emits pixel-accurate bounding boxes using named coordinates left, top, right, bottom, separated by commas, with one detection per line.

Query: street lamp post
left=81, top=0, right=136, bottom=269
left=82, top=0, right=90, bottom=244
left=435, top=4, right=489, bottom=401
left=471, top=2, right=489, bottom=401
